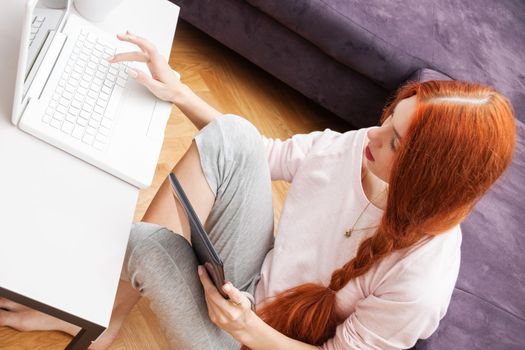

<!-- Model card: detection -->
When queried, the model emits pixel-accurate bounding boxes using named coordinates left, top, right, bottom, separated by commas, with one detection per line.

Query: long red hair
left=241, top=80, right=516, bottom=347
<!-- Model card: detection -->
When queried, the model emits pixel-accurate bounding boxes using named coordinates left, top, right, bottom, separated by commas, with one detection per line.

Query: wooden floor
left=0, top=20, right=350, bottom=349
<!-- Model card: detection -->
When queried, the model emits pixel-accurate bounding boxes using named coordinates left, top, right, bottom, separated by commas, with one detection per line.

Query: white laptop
left=12, top=0, right=173, bottom=189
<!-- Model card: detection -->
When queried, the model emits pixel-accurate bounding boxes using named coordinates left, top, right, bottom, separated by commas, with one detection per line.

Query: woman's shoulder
left=305, top=126, right=372, bottom=158
left=373, top=226, right=462, bottom=301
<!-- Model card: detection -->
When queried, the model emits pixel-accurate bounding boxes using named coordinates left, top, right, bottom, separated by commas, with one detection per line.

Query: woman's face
left=364, top=95, right=417, bottom=183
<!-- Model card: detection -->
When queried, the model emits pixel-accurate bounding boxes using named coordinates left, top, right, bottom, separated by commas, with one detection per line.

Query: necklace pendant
left=345, top=229, right=353, bottom=238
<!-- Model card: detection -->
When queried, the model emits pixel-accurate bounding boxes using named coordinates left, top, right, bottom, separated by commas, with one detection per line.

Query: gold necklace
left=345, top=169, right=386, bottom=238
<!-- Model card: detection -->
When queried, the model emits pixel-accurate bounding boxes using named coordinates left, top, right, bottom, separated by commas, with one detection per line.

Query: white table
left=0, top=1, right=179, bottom=349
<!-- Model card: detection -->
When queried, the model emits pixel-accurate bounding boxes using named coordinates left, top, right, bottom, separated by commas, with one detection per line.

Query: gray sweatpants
left=121, top=115, right=275, bottom=349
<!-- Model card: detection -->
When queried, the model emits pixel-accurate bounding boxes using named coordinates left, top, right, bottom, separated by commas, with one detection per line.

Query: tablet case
left=168, top=172, right=228, bottom=298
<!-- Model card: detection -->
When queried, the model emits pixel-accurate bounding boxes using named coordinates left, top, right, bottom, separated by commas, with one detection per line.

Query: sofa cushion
left=245, top=0, right=525, bottom=123
left=456, top=119, right=525, bottom=319
left=415, top=119, right=525, bottom=349
left=415, top=288, right=525, bottom=350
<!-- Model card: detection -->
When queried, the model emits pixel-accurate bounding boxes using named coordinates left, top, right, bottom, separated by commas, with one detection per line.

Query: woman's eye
left=390, top=137, right=397, bottom=151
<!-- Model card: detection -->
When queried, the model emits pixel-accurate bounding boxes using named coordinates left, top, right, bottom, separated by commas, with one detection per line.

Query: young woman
left=0, top=32, right=516, bottom=350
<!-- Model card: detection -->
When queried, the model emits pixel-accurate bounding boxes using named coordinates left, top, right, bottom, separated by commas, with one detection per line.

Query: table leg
left=0, top=286, right=105, bottom=350
left=66, top=327, right=104, bottom=350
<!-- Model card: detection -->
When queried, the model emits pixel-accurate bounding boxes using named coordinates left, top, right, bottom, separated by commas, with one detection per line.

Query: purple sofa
left=169, top=0, right=524, bottom=128
left=169, top=1, right=525, bottom=348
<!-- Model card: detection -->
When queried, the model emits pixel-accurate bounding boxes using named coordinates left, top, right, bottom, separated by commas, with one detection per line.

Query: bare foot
left=0, top=297, right=123, bottom=350
left=1, top=280, right=141, bottom=350
left=0, top=297, right=79, bottom=335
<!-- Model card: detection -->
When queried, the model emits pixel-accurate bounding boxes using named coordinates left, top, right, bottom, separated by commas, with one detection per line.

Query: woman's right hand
left=108, top=31, right=182, bottom=102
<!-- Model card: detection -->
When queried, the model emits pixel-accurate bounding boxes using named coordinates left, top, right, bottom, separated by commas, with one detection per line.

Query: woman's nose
left=367, top=128, right=382, bottom=146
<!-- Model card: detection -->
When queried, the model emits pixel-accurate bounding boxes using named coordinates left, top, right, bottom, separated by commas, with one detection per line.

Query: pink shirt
left=255, top=127, right=462, bottom=350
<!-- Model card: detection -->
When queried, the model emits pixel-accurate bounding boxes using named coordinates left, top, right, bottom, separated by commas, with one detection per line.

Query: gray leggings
left=121, top=115, right=275, bottom=349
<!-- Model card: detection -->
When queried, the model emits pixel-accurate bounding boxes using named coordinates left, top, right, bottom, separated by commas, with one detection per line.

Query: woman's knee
left=121, top=222, right=171, bottom=283
left=199, top=115, right=265, bottom=165
left=218, top=115, right=264, bottom=161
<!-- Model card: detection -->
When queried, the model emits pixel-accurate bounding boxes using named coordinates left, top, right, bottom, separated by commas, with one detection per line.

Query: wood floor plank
left=0, top=20, right=351, bottom=349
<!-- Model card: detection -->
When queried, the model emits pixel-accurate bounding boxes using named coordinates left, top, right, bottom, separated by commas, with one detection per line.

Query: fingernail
left=197, top=266, right=203, bottom=275
left=128, top=69, right=138, bottom=78
left=107, top=55, right=114, bottom=62
left=223, top=284, right=231, bottom=292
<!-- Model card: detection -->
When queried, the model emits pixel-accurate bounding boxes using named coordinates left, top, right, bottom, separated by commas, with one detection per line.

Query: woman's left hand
left=198, top=265, right=255, bottom=338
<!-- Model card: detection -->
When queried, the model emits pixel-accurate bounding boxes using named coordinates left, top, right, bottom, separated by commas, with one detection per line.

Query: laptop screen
left=12, top=0, right=69, bottom=124
left=26, top=1, right=68, bottom=87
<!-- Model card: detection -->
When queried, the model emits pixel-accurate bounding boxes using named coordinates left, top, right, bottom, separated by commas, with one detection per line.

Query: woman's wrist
left=231, top=309, right=262, bottom=346
left=169, top=80, right=191, bottom=106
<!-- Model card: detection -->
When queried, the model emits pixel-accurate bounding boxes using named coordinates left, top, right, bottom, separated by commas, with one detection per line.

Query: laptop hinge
left=25, top=31, right=67, bottom=102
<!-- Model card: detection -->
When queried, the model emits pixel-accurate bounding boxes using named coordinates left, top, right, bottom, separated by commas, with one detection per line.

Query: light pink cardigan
left=255, top=127, right=461, bottom=350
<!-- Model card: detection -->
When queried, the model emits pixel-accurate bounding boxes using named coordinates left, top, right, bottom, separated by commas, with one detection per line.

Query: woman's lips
left=365, top=145, right=375, bottom=161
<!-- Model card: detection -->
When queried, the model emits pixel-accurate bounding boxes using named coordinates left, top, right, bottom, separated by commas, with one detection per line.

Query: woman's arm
left=109, top=31, right=221, bottom=130
left=198, top=266, right=318, bottom=350
left=169, top=82, right=222, bottom=130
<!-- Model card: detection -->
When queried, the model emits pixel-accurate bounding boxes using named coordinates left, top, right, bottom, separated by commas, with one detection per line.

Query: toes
left=0, top=298, right=28, bottom=312
left=0, top=297, right=14, bottom=310
left=0, top=309, right=21, bottom=329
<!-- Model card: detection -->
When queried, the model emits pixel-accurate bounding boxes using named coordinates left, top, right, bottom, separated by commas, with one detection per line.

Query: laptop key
left=101, top=86, right=112, bottom=95
left=87, top=90, right=98, bottom=100
left=71, top=71, right=82, bottom=81
left=95, top=133, right=107, bottom=144
left=63, top=91, right=73, bottom=100
left=71, top=100, right=82, bottom=110
left=65, top=114, right=77, bottom=123
left=69, top=106, right=80, bottom=116
left=86, top=126, right=97, bottom=136
left=50, top=118, right=62, bottom=129
left=93, top=140, right=106, bottom=151
left=78, top=87, right=88, bottom=96
left=99, top=126, right=110, bottom=136
left=61, top=121, right=75, bottom=134
left=56, top=104, right=68, bottom=114
left=93, top=106, right=104, bottom=116
left=78, top=116, right=89, bottom=126
left=42, top=114, right=52, bottom=124
left=116, top=77, right=127, bottom=87
left=80, top=80, right=90, bottom=89
left=95, top=99, right=106, bottom=109
left=82, top=133, right=95, bottom=145
left=65, top=84, right=76, bottom=94
left=88, top=119, right=100, bottom=128
left=92, top=112, right=103, bottom=122
left=72, top=125, right=85, bottom=139
left=85, top=96, right=96, bottom=107
left=54, top=111, right=66, bottom=121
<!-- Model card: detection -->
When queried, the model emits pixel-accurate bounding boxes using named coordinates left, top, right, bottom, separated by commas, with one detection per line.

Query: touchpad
left=123, top=80, right=156, bottom=134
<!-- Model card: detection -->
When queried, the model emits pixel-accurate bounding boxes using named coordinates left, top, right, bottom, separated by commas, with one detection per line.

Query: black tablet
left=168, top=172, right=228, bottom=298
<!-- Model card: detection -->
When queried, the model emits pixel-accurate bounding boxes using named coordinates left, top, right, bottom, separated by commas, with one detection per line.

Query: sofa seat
left=418, top=288, right=525, bottom=349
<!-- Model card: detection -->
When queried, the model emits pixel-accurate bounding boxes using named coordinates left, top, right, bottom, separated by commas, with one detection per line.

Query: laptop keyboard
left=43, top=30, right=130, bottom=151
left=30, top=16, right=46, bottom=47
